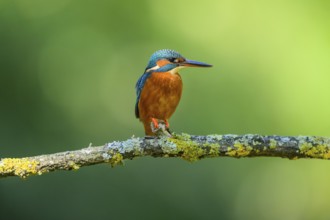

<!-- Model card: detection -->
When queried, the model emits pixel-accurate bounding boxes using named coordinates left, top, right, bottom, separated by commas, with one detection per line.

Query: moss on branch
left=1, top=133, right=330, bottom=179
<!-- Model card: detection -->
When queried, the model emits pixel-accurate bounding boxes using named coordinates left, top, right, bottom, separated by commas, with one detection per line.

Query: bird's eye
left=169, top=58, right=177, bottom=62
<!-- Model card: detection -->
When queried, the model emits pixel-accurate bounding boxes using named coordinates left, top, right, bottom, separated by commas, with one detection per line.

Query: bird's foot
left=151, top=118, right=159, bottom=129
left=164, top=120, right=172, bottom=135
left=150, top=119, right=172, bottom=137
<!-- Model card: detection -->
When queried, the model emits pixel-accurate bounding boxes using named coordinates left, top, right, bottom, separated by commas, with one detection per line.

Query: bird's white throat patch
left=168, top=66, right=185, bottom=74
left=146, top=65, right=160, bottom=72
left=146, top=65, right=185, bottom=74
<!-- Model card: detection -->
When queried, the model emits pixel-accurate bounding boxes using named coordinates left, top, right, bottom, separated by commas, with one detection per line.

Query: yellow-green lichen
left=0, top=158, right=39, bottom=178
left=68, top=161, right=80, bottom=170
left=109, top=153, right=124, bottom=167
left=203, top=143, right=220, bottom=157
left=175, top=133, right=192, bottom=141
left=170, top=134, right=205, bottom=162
left=299, top=143, right=330, bottom=159
left=226, top=143, right=253, bottom=157
left=269, top=139, right=277, bottom=149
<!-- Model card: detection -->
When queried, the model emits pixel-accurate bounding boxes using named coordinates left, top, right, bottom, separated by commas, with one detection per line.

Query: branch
left=1, top=133, right=330, bottom=178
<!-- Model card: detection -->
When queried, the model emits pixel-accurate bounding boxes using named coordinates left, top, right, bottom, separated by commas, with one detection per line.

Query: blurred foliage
left=0, top=0, right=330, bottom=219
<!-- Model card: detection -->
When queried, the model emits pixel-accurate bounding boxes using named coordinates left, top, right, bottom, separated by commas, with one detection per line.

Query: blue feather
left=135, top=71, right=152, bottom=118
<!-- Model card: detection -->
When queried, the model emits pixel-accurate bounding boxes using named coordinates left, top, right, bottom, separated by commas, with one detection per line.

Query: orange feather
left=138, top=71, right=182, bottom=135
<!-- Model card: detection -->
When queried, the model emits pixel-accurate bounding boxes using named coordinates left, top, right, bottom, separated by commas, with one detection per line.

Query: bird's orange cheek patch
left=156, top=59, right=171, bottom=67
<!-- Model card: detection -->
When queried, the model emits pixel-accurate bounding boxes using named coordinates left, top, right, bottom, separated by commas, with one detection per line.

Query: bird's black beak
left=180, top=59, right=212, bottom=67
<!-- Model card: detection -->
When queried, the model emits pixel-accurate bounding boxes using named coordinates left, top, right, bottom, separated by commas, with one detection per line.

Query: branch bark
left=1, top=133, right=330, bottom=178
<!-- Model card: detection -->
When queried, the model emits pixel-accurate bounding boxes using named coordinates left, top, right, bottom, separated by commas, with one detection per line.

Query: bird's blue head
left=145, top=49, right=212, bottom=73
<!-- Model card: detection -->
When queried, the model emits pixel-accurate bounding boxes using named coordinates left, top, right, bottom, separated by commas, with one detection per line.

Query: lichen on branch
left=1, top=133, right=330, bottom=179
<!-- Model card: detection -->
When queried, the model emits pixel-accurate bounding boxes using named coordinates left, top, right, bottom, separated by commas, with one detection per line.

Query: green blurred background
left=1, top=0, right=330, bottom=219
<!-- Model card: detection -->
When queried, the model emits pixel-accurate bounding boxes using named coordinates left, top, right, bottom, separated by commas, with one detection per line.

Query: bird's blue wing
left=135, top=71, right=152, bottom=118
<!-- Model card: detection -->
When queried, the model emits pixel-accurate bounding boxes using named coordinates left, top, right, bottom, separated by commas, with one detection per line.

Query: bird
left=135, top=49, right=212, bottom=136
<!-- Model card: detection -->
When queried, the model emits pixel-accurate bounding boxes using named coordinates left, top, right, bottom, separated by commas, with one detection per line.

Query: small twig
left=1, top=133, right=330, bottom=179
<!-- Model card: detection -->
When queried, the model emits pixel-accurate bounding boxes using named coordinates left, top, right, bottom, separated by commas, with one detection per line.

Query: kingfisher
left=135, top=49, right=212, bottom=136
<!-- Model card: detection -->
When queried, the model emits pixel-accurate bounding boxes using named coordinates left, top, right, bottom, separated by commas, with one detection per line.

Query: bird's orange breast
left=138, top=71, right=183, bottom=122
